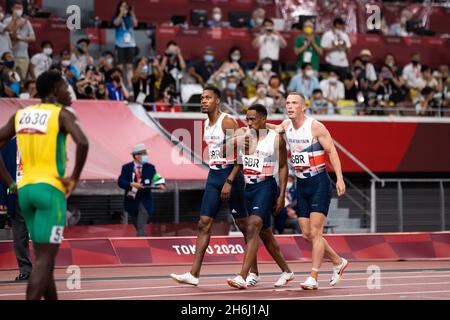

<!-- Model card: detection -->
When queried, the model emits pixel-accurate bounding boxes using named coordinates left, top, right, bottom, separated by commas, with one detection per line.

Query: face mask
left=255, top=18, right=263, bottom=25
left=140, top=155, right=149, bottom=164
left=362, top=60, right=369, bottom=65
left=141, top=65, right=149, bottom=74
left=43, top=48, right=53, bottom=56
left=61, top=60, right=71, bottom=67
left=412, top=60, right=419, bottom=66
left=262, top=63, right=272, bottom=71
left=305, top=69, right=314, bottom=77
left=204, top=54, right=214, bottom=62
left=5, top=61, right=15, bottom=69
left=303, top=26, right=313, bottom=35
left=231, top=54, right=240, bottom=62
left=213, top=13, right=221, bottom=22
left=400, top=17, right=407, bottom=24
left=106, top=58, right=114, bottom=65
left=0, top=13, right=4, bottom=20
left=386, top=61, right=394, bottom=67
left=15, top=10, right=23, bottom=17
left=287, top=182, right=293, bottom=189
left=329, top=77, right=337, bottom=84
left=227, top=82, right=237, bottom=91
left=313, top=99, right=323, bottom=106
left=167, top=50, right=177, bottom=57
left=265, top=27, right=274, bottom=33
left=257, top=87, right=267, bottom=95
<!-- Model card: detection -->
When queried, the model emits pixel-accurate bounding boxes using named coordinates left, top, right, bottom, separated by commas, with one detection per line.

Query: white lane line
left=81, top=281, right=450, bottom=300
left=2, top=273, right=450, bottom=298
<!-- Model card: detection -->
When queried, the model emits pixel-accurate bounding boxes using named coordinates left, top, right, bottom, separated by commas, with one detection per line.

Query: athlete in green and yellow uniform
left=0, top=70, right=89, bottom=300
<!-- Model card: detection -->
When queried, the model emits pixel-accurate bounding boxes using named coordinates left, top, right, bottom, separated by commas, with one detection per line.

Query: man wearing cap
left=359, top=49, right=377, bottom=82
left=70, top=38, right=94, bottom=76
left=118, top=144, right=166, bottom=237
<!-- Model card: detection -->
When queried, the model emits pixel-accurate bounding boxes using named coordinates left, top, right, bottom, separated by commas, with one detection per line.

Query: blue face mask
left=141, top=65, right=149, bottom=74
left=227, top=82, right=237, bottom=91
left=4, top=61, right=15, bottom=69
left=140, top=155, right=149, bottom=164
left=204, top=54, right=214, bottom=62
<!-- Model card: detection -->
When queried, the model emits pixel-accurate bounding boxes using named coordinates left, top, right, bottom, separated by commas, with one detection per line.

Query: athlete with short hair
left=270, top=92, right=348, bottom=290
left=0, top=70, right=89, bottom=299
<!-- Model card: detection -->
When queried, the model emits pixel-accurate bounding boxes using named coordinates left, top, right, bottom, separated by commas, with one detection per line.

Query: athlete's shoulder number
left=17, top=109, right=52, bottom=134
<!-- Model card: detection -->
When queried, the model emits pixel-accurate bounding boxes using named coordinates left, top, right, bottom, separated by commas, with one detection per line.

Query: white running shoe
left=170, top=272, right=199, bottom=286
left=330, top=258, right=349, bottom=287
left=300, top=276, right=319, bottom=290
left=227, top=275, right=247, bottom=289
left=274, top=271, right=295, bottom=287
left=246, top=273, right=260, bottom=287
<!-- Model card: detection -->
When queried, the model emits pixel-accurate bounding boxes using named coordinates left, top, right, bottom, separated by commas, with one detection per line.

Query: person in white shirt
left=252, top=58, right=277, bottom=86
left=320, top=17, right=351, bottom=79
left=0, top=5, right=12, bottom=58
left=320, top=71, right=345, bottom=109
left=416, top=65, right=441, bottom=92
left=388, top=9, right=413, bottom=37
left=402, top=52, right=422, bottom=89
left=359, top=49, right=377, bottom=82
left=252, top=18, right=287, bottom=72
left=30, top=41, right=53, bottom=80
left=247, top=82, right=275, bottom=114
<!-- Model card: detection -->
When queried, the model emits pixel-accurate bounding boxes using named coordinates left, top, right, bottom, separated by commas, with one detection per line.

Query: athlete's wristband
left=226, top=179, right=233, bottom=185
left=7, top=182, right=17, bottom=195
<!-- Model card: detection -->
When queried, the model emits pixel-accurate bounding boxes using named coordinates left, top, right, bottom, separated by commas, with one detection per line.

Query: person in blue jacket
left=118, top=143, right=165, bottom=236
left=0, top=137, right=32, bottom=281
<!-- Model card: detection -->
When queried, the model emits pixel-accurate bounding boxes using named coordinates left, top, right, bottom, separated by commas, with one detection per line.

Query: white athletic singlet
left=285, top=116, right=326, bottom=179
left=204, top=112, right=235, bottom=170
left=241, top=129, right=278, bottom=184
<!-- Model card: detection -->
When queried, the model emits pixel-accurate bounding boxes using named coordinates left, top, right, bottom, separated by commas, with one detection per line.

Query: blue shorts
left=296, top=171, right=332, bottom=218
left=200, top=167, right=247, bottom=219
left=245, top=177, right=279, bottom=230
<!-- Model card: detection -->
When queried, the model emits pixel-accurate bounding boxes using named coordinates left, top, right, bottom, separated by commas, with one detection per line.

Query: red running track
left=1, top=260, right=450, bottom=300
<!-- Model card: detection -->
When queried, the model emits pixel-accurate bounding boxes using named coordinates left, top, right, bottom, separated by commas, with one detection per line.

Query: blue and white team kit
left=200, top=113, right=332, bottom=224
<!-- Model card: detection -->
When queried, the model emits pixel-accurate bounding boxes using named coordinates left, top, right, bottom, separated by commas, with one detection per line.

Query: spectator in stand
left=344, top=57, right=369, bottom=103
left=132, top=56, right=161, bottom=104
left=309, top=89, right=334, bottom=115
left=98, top=51, right=116, bottom=83
left=252, top=18, right=287, bottom=72
left=160, top=41, right=186, bottom=98
left=252, top=57, right=277, bottom=86
left=0, top=5, right=12, bottom=58
left=59, top=49, right=80, bottom=94
left=359, top=49, right=377, bottom=82
left=247, top=82, right=275, bottom=114
left=287, top=63, right=320, bottom=100
left=415, top=86, right=436, bottom=116
left=417, top=65, right=441, bottom=92
left=212, top=47, right=246, bottom=89
left=29, top=40, right=53, bottom=80
left=207, top=7, right=230, bottom=28
left=268, top=75, right=286, bottom=114
left=221, top=75, right=244, bottom=114
left=294, top=19, right=322, bottom=73
left=402, top=52, right=422, bottom=90
left=106, top=67, right=130, bottom=101
left=76, top=64, right=104, bottom=100
left=155, top=84, right=181, bottom=112
left=3, top=0, right=35, bottom=81
left=321, top=17, right=351, bottom=79
left=383, top=53, right=401, bottom=77
left=96, top=82, right=108, bottom=100
left=71, top=38, right=94, bottom=76
left=1, top=51, right=21, bottom=96
left=0, top=61, right=16, bottom=97
left=436, top=65, right=450, bottom=110
left=188, top=47, right=219, bottom=85
left=19, top=79, right=36, bottom=99
left=371, top=64, right=406, bottom=115
left=389, top=9, right=413, bottom=37
left=319, top=70, right=345, bottom=111
left=113, top=1, right=138, bottom=90
left=249, top=8, right=266, bottom=32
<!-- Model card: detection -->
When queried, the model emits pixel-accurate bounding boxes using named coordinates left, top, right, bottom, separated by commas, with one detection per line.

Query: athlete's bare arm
left=313, top=120, right=346, bottom=196
left=266, top=119, right=290, bottom=134
left=274, top=135, right=288, bottom=215
left=59, top=108, right=89, bottom=196
left=220, top=115, right=241, bottom=201
left=0, top=115, right=17, bottom=187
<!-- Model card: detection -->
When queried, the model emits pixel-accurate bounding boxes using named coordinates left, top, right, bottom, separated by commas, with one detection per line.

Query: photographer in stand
left=155, top=84, right=181, bottom=112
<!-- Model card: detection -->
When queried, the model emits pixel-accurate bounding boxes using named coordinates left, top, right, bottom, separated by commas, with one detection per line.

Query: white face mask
left=262, top=63, right=272, bottom=71
left=213, top=13, right=221, bottom=22
left=106, top=57, right=114, bottom=65
left=0, top=13, right=4, bottom=20
left=305, top=69, right=314, bottom=77
left=329, top=77, right=337, bottom=84
left=287, top=182, right=293, bottom=189
left=61, top=60, right=71, bottom=67
left=255, top=18, right=263, bottom=25
left=15, top=9, right=23, bottom=17
left=257, top=87, right=267, bottom=96
left=43, top=48, right=53, bottom=56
